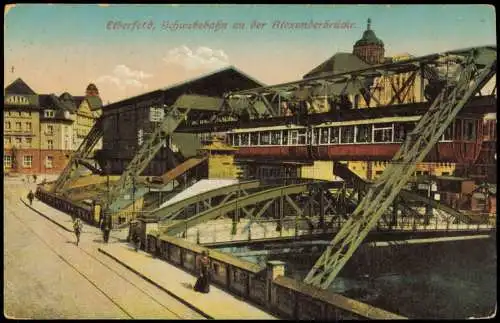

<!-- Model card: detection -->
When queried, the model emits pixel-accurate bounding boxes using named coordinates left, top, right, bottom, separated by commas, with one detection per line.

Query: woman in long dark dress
left=194, top=250, right=211, bottom=293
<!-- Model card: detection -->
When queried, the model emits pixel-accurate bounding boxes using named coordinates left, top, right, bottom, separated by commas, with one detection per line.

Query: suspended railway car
left=227, top=115, right=486, bottom=165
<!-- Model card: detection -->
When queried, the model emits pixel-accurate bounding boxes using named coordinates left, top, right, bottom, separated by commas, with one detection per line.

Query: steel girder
left=302, top=47, right=497, bottom=289
left=162, top=182, right=334, bottom=236
left=51, top=117, right=104, bottom=194
left=103, top=97, right=193, bottom=208
left=152, top=180, right=262, bottom=221
left=201, top=46, right=496, bottom=124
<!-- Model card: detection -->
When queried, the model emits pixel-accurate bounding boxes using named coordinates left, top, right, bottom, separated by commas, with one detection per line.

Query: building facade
left=4, top=78, right=102, bottom=175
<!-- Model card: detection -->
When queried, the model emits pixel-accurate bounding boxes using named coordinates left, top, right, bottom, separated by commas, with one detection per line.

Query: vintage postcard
left=4, top=4, right=497, bottom=320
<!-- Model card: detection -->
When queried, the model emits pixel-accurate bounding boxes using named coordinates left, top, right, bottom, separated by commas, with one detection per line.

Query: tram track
left=6, top=195, right=193, bottom=319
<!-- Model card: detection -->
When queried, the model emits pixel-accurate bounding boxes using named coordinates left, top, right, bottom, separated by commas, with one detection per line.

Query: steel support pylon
left=104, top=103, right=191, bottom=208
left=51, top=117, right=104, bottom=193
left=303, top=48, right=497, bottom=289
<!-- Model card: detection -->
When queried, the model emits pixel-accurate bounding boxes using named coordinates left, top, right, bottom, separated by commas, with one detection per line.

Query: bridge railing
left=35, top=186, right=96, bottom=225
left=166, top=214, right=495, bottom=245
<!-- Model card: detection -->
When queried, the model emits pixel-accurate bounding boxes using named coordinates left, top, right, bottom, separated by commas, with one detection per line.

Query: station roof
left=103, top=66, right=265, bottom=111
left=303, top=53, right=370, bottom=79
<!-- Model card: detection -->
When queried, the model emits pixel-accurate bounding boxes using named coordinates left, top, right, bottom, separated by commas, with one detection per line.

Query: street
left=3, top=177, right=204, bottom=319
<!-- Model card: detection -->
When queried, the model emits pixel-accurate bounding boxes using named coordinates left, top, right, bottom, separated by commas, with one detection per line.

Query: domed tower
left=353, top=18, right=385, bottom=65
left=86, top=83, right=99, bottom=97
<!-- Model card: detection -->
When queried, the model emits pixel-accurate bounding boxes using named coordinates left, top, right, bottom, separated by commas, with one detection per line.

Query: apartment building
left=4, top=78, right=102, bottom=174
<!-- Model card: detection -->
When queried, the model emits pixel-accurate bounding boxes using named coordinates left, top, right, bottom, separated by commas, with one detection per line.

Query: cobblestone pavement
left=4, top=178, right=205, bottom=319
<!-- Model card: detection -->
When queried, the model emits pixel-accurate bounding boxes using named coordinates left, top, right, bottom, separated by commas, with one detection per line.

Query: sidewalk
left=21, top=197, right=129, bottom=242
left=21, top=192, right=277, bottom=319
left=99, top=243, right=277, bottom=320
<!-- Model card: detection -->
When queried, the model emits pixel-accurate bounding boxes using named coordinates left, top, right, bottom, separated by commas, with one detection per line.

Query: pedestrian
left=33, top=174, right=37, bottom=183
left=73, top=218, right=83, bottom=246
left=193, top=250, right=211, bottom=293
left=133, top=230, right=141, bottom=252
left=27, top=190, right=35, bottom=206
left=26, top=175, right=30, bottom=183
left=102, top=216, right=111, bottom=243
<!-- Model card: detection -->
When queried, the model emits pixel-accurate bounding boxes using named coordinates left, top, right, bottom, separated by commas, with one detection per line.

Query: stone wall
left=145, top=233, right=407, bottom=320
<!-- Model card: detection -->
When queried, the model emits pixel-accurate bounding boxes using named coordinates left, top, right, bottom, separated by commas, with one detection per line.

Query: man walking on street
left=73, top=218, right=83, bottom=246
left=102, top=216, right=111, bottom=243
left=27, top=190, right=34, bottom=206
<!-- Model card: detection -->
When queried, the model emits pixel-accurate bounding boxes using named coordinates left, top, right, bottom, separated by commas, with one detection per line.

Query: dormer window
left=45, top=110, right=55, bottom=118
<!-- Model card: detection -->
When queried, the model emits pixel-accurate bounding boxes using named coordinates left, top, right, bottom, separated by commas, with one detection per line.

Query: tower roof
left=354, top=18, right=384, bottom=47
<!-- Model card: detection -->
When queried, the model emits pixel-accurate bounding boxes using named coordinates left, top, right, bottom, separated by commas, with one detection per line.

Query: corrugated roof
left=303, top=53, right=371, bottom=79
left=103, top=66, right=265, bottom=110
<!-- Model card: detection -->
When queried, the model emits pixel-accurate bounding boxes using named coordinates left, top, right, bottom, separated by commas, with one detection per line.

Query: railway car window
left=464, top=120, right=476, bottom=141
left=356, top=124, right=372, bottom=143
left=330, top=127, right=340, bottom=144
left=240, top=133, right=249, bottom=146
left=282, top=130, right=289, bottom=145
left=441, top=122, right=454, bottom=141
left=454, top=120, right=463, bottom=140
left=312, top=129, right=320, bottom=145
left=298, top=129, right=307, bottom=145
left=271, top=131, right=281, bottom=145
left=340, top=126, right=355, bottom=144
left=250, top=132, right=259, bottom=146
left=320, top=128, right=329, bottom=144
left=234, top=134, right=241, bottom=146
left=290, top=131, right=298, bottom=145
left=260, top=132, right=270, bottom=145
left=373, top=123, right=393, bottom=143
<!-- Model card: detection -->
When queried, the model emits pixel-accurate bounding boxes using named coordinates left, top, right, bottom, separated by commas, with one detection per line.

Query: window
left=4, top=156, right=12, bottom=169
left=44, top=110, right=55, bottom=118
left=312, top=129, right=320, bottom=145
left=374, top=123, right=393, bottom=143
left=16, top=122, right=22, bottom=131
left=48, top=140, right=54, bottom=149
left=4, top=137, right=11, bottom=145
left=394, top=123, right=415, bottom=142
left=15, top=137, right=22, bottom=145
left=441, top=123, right=453, bottom=141
left=47, top=125, right=54, bottom=135
left=25, top=138, right=32, bottom=148
left=271, top=131, right=281, bottom=145
left=297, top=129, right=306, bottom=145
left=25, top=122, right=32, bottom=132
left=463, top=120, right=476, bottom=141
left=330, top=127, right=340, bottom=144
left=18, top=111, right=22, bottom=117
left=282, top=130, right=288, bottom=145
left=250, top=132, right=259, bottom=146
left=320, top=128, right=329, bottom=144
left=234, top=134, right=240, bottom=146
left=240, top=133, right=249, bottom=146
left=260, top=132, right=270, bottom=145
left=356, top=124, right=372, bottom=143
left=23, top=155, right=33, bottom=168
left=45, top=156, right=53, bottom=169
left=290, top=130, right=298, bottom=145
left=5, top=121, right=11, bottom=130
left=340, top=126, right=355, bottom=144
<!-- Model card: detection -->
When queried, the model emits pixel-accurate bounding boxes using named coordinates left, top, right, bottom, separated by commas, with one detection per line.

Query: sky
left=4, top=4, right=496, bottom=104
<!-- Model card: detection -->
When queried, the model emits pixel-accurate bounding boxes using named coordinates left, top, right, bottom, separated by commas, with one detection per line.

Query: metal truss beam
left=51, top=118, right=104, bottom=193
left=163, top=183, right=317, bottom=236
left=303, top=47, right=497, bottom=290
left=152, top=180, right=261, bottom=221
